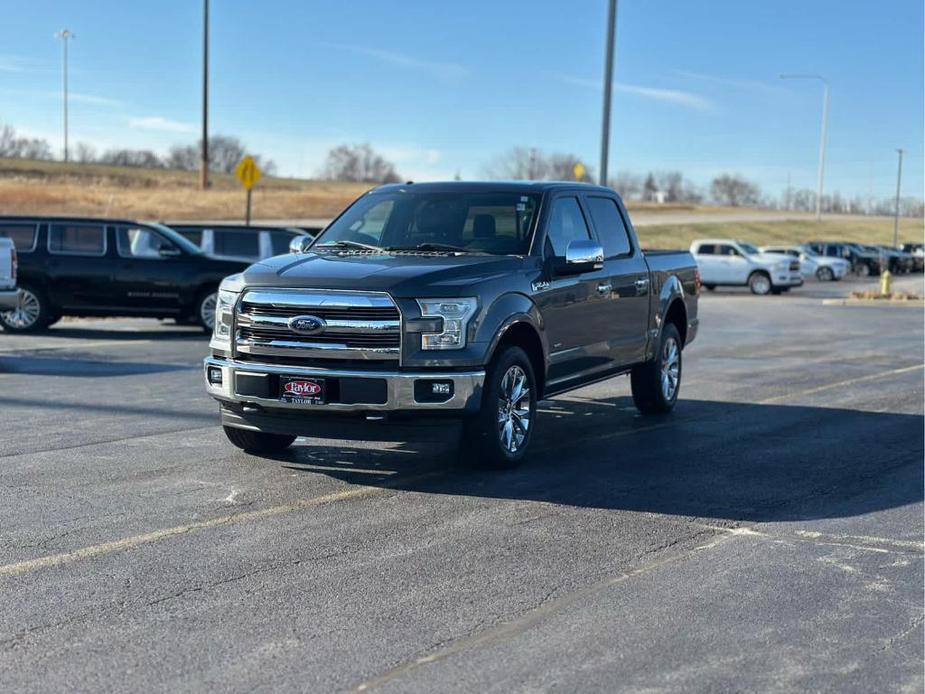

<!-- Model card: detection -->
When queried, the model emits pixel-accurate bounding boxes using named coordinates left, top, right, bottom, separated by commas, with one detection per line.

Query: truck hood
left=239, top=251, right=526, bottom=296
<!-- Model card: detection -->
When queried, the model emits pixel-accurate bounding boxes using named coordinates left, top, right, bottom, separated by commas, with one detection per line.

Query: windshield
left=313, top=191, right=541, bottom=255
left=801, top=247, right=819, bottom=257
left=738, top=241, right=761, bottom=255
left=149, top=222, right=204, bottom=255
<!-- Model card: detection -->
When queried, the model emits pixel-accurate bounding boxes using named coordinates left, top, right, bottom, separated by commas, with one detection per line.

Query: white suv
left=690, top=239, right=803, bottom=295
left=760, top=245, right=849, bottom=281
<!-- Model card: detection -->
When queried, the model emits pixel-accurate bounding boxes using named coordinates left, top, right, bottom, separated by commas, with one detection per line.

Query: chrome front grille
left=235, top=289, right=401, bottom=361
left=789, top=261, right=800, bottom=272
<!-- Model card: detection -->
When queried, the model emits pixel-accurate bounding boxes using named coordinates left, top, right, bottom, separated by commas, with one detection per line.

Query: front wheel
left=462, top=345, right=537, bottom=469
left=196, top=289, right=218, bottom=333
left=223, top=426, right=296, bottom=453
left=631, top=323, right=682, bottom=415
left=856, top=263, right=871, bottom=277
left=816, top=266, right=834, bottom=282
left=748, top=271, right=772, bottom=295
left=0, top=285, right=50, bottom=333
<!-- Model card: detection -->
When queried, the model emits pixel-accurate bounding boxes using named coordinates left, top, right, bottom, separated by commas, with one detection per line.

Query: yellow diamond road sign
left=573, top=162, right=586, bottom=181
left=235, top=155, right=262, bottom=190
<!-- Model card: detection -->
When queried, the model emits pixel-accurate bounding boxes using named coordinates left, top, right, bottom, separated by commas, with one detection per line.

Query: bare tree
left=0, top=123, right=53, bottom=160
left=74, top=142, right=97, bottom=164
left=485, top=147, right=548, bottom=180
left=98, top=148, right=165, bottom=168
left=320, top=143, right=401, bottom=183
left=547, top=153, right=594, bottom=182
left=710, top=173, right=761, bottom=207
left=609, top=171, right=643, bottom=200
left=643, top=173, right=658, bottom=202
left=166, top=135, right=276, bottom=175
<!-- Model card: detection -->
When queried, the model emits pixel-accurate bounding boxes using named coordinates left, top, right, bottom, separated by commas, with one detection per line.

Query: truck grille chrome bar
left=235, top=289, right=401, bottom=361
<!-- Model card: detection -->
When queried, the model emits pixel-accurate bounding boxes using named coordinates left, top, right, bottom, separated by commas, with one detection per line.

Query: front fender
left=476, top=292, right=548, bottom=367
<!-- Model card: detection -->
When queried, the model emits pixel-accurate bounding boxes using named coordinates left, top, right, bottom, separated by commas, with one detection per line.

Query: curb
left=822, top=299, right=925, bottom=308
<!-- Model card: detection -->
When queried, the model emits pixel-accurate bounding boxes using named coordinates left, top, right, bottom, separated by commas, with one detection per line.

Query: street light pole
left=200, top=0, right=210, bottom=189
left=892, top=148, right=904, bottom=247
left=599, top=0, right=618, bottom=186
left=55, top=29, right=74, bottom=163
left=780, top=74, right=828, bottom=220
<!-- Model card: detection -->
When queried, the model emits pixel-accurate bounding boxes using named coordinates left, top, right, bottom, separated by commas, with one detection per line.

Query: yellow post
left=880, top=269, right=892, bottom=296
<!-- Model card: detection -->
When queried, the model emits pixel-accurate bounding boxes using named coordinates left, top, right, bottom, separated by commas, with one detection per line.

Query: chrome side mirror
left=559, top=239, right=604, bottom=275
left=289, top=235, right=313, bottom=254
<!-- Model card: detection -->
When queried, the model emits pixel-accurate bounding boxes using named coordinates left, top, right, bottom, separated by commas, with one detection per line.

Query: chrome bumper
left=204, top=356, right=484, bottom=412
left=0, top=288, right=19, bottom=309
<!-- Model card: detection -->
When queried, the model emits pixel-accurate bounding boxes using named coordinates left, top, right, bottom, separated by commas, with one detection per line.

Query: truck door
left=45, top=222, right=112, bottom=309
left=583, top=195, right=650, bottom=366
left=533, top=195, right=616, bottom=386
left=716, top=244, right=749, bottom=283
left=692, top=243, right=721, bottom=283
left=111, top=224, right=189, bottom=313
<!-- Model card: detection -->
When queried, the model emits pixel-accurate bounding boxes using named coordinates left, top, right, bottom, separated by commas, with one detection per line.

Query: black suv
left=805, top=242, right=882, bottom=277
left=166, top=224, right=315, bottom=262
left=0, top=216, right=250, bottom=333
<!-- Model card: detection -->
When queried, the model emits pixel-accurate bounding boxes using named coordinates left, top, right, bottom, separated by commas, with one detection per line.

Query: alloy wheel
left=497, top=365, right=531, bottom=454
left=2, top=289, right=41, bottom=329
left=660, top=336, right=680, bottom=401
left=199, top=292, right=217, bottom=329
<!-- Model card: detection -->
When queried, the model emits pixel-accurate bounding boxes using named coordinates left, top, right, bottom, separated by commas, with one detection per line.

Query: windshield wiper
left=315, top=239, right=384, bottom=252
left=387, top=243, right=474, bottom=253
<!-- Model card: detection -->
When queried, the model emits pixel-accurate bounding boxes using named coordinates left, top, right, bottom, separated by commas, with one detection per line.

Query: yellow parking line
left=0, top=472, right=438, bottom=579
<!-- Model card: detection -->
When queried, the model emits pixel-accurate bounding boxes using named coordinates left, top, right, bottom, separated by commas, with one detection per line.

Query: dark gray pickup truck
left=205, top=181, right=700, bottom=467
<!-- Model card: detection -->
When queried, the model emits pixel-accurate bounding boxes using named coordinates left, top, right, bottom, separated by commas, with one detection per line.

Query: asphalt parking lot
left=1, top=275, right=922, bottom=693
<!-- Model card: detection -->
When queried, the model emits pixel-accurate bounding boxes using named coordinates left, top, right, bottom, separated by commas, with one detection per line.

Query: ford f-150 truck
left=205, top=182, right=700, bottom=468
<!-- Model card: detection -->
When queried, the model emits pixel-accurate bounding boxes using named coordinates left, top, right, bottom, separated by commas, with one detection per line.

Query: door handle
left=634, top=278, right=649, bottom=292
left=597, top=283, right=613, bottom=295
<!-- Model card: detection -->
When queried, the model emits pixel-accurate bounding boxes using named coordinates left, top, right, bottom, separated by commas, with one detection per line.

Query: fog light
left=208, top=367, right=223, bottom=385
left=432, top=382, right=451, bottom=395
left=414, top=379, right=454, bottom=403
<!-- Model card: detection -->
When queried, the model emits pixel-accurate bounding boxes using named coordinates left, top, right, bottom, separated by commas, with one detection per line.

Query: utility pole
left=55, top=29, right=74, bottom=163
left=780, top=74, right=828, bottom=220
left=200, top=0, right=210, bottom=189
left=892, top=148, right=904, bottom=247
left=599, top=0, right=618, bottom=186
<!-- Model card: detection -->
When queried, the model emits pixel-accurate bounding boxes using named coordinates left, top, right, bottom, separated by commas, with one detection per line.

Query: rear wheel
left=748, top=272, right=772, bottom=295
left=631, top=323, right=682, bottom=415
left=856, top=262, right=871, bottom=277
left=816, top=266, right=834, bottom=281
left=0, top=285, right=50, bottom=333
left=223, top=426, right=296, bottom=453
left=461, top=345, right=536, bottom=469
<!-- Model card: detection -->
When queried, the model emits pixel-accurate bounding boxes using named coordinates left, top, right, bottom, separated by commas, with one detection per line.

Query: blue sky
left=1, top=1, right=922, bottom=200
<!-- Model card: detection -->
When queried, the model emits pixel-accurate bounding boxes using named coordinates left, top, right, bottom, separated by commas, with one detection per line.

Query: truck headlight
left=416, top=298, right=478, bottom=350
left=213, top=287, right=238, bottom=342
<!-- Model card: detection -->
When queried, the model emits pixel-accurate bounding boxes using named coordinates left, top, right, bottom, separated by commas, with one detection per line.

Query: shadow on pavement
left=0, top=356, right=195, bottom=377
left=270, top=396, right=923, bottom=523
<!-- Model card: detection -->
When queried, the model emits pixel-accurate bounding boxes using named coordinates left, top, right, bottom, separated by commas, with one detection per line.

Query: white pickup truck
left=690, top=238, right=803, bottom=295
left=0, top=238, right=18, bottom=311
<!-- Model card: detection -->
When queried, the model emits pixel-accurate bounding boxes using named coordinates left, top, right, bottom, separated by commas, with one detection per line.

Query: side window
left=177, top=229, right=203, bottom=247
left=48, top=224, right=105, bottom=256
left=117, top=226, right=176, bottom=258
left=214, top=230, right=259, bottom=258
left=718, top=245, right=741, bottom=257
left=0, top=223, right=38, bottom=252
left=545, top=197, right=591, bottom=257
left=696, top=244, right=715, bottom=255
left=585, top=197, right=632, bottom=258
left=270, top=231, right=297, bottom=255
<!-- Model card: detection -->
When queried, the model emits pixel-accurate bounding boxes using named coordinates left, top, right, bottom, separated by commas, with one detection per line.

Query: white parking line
left=0, top=339, right=154, bottom=354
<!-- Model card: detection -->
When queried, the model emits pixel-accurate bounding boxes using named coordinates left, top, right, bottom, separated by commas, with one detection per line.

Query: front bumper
left=203, top=356, right=485, bottom=415
left=773, top=273, right=804, bottom=287
left=0, top=288, right=20, bottom=310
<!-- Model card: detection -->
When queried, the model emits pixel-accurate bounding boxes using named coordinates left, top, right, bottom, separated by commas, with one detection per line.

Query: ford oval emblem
left=288, top=315, right=326, bottom=335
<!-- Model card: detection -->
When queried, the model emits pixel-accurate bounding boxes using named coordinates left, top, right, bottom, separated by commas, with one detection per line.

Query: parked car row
left=691, top=237, right=921, bottom=295
left=0, top=216, right=317, bottom=333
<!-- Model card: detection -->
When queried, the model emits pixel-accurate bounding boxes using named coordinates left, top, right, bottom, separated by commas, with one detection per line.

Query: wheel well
left=495, top=322, right=545, bottom=398
left=664, top=299, right=687, bottom=346
left=748, top=269, right=770, bottom=280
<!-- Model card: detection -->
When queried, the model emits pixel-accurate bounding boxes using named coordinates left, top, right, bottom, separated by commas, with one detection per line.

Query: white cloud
left=552, top=72, right=715, bottom=111
left=671, top=69, right=784, bottom=94
left=129, top=116, right=196, bottom=134
left=319, top=42, right=469, bottom=80
left=69, top=92, right=123, bottom=107
left=0, top=55, right=31, bottom=72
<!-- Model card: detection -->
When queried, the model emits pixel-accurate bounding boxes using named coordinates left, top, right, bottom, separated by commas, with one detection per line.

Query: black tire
left=816, top=266, right=834, bottom=281
left=748, top=271, right=772, bottom=295
left=631, top=323, right=682, bottom=415
left=461, top=345, right=537, bottom=469
left=195, top=288, right=218, bottom=333
left=223, top=426, right=296, bottom=453
left=770, top=287, right=783, bottom=295
left=0, top=284, right=51, bottom=333
left=703, top=284, right=716, bottom=291
left=856, top=262, right=871, bottom=277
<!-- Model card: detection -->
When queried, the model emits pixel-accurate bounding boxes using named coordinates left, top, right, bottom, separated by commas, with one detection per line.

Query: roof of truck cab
left=0, top=215, right=143, bottom=225
left=370, top=181, right=617, bottom=195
